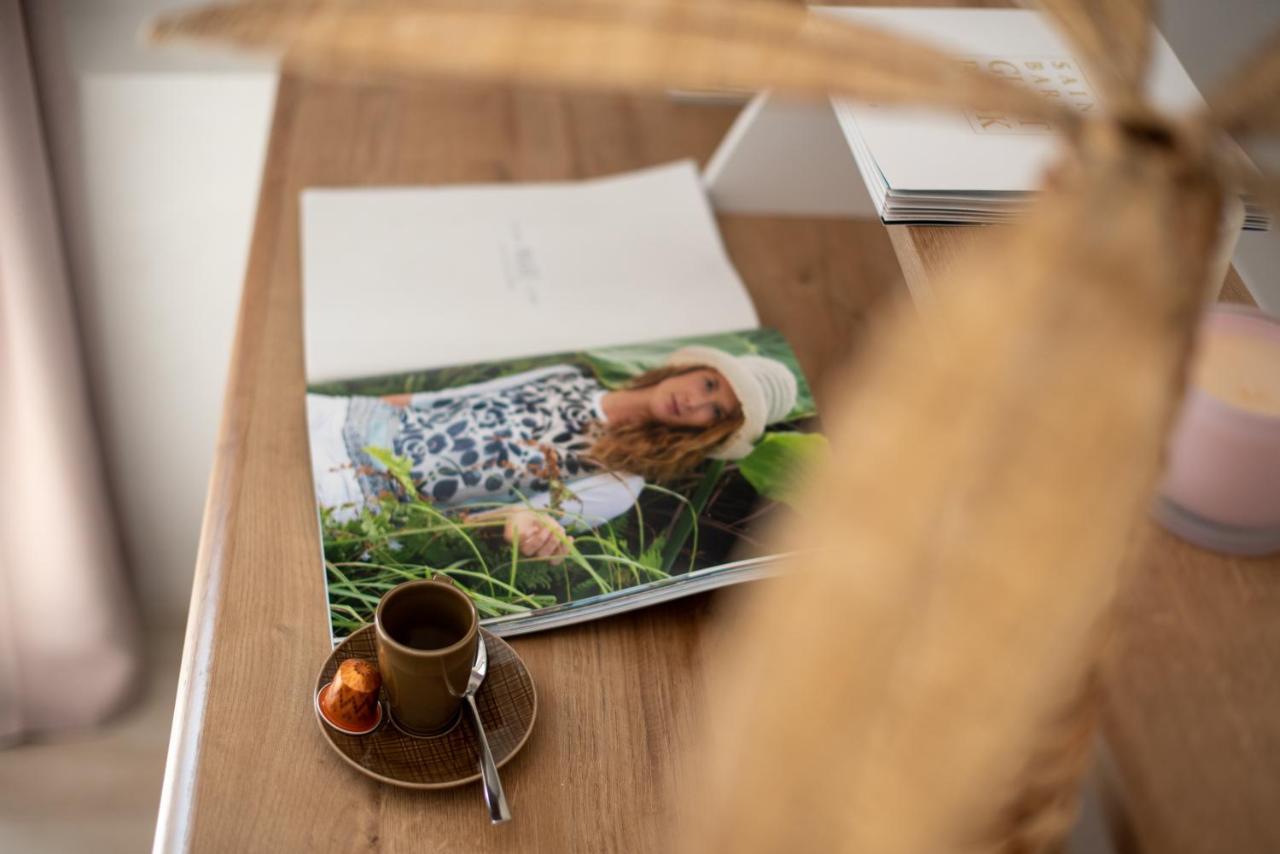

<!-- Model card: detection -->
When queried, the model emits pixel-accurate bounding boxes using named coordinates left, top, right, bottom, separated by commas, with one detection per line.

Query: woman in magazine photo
left=307, top=345, right=799, bottom=565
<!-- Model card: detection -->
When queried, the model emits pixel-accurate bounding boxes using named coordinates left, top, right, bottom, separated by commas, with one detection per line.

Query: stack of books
left=820, top=7, right=1270, bottom=230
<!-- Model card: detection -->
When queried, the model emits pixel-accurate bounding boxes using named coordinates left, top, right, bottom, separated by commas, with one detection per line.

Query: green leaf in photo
left=737, top=432, right=829, bottom=505
left=364, top=445, right=418, bottom=497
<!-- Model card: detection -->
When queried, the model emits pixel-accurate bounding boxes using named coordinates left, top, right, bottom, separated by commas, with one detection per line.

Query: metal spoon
left=464, top=636, right=511, bottom=823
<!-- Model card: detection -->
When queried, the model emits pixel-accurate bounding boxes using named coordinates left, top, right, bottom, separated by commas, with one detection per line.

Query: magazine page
left=301, top=160, right=759, bottom=382
left=307, top=328, right=822, bottom=641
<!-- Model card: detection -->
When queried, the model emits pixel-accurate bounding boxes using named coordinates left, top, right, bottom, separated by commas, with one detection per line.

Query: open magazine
left=302, top=161, right=822, bottom=639
left=307, top=329, right=820, bottom=639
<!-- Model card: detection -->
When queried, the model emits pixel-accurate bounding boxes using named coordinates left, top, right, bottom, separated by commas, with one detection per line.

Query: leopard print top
left=338, top=365, right=607, bottom=508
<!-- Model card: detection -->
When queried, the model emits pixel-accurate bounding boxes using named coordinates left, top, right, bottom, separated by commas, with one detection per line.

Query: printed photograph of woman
left=306, top=329, right=821, bottom=636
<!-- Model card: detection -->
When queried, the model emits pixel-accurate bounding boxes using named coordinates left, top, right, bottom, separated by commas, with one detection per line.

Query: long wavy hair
left=589, top=365, right=745, bottom=483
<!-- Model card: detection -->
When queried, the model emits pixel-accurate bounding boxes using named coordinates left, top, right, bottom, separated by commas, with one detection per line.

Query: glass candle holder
left=1155, top=305, right=1280, bottom=555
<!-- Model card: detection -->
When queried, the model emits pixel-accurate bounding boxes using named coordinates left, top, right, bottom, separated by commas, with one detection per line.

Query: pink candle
left=1156, top=306, right=1280, bottom=555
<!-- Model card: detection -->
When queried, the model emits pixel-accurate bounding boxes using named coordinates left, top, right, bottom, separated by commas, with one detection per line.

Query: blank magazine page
left=301, top=160, right=758, bottom=382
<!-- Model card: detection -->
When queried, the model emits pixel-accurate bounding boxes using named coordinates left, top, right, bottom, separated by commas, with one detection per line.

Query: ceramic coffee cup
left=374, top=578, right=479, bottom=735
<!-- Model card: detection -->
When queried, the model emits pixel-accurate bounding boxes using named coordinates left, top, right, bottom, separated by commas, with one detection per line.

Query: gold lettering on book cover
left=959, top=56, right=1097, bottom=135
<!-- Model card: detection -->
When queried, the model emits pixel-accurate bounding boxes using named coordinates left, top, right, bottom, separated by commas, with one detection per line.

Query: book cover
left=813, top=7, right=1263, bottom=229
left=822, top=7, right=1204, bottom=194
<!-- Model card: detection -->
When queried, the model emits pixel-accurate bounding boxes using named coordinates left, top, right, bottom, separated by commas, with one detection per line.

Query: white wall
left=42, top=1, right=275, bottom=627
left=73, top=75, right=275, bottom=623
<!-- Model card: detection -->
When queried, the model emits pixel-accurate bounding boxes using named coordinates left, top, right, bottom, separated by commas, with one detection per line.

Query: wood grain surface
left=1104, top=528, right=1280, bottom=854
left=156, top=75, right=901, bottom=853
left=160, top=58, right=1280, bottom=854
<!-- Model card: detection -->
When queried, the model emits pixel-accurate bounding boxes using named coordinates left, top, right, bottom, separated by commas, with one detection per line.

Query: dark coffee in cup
left=398, top=625, right=467, bottom=651
left=380, top=589, right=472, bottom=650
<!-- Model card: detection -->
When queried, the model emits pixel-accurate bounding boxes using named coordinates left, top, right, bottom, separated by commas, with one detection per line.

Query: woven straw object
left=149, top=2, right=1280, bottom=850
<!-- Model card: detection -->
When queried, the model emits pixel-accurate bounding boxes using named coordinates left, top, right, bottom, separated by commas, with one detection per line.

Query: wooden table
left=155, top=74, right=1280, bottom=853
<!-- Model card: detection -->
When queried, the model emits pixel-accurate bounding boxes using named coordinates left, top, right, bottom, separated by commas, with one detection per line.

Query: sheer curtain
left=0, top=0, right=139, bottom=743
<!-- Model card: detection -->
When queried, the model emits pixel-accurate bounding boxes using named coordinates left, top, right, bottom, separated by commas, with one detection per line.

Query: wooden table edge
left=152, top=76, right=294, bottom=854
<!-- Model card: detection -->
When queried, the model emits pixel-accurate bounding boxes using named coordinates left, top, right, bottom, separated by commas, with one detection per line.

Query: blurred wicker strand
left=684, top=123, right=1223, bottom=853
left=1033, top=0, right=1152, bottom=108
left=1205, top=28, right=1280, bottom=136
left=987, top=665, right=1102, bottom=853
left=148, top=0, right=1077, bottom=127
left=146, top=1, right=1280, bottom=851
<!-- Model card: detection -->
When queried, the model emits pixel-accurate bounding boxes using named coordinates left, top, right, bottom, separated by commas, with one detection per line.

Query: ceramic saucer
left=313, top=625, right=537, bottom=789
